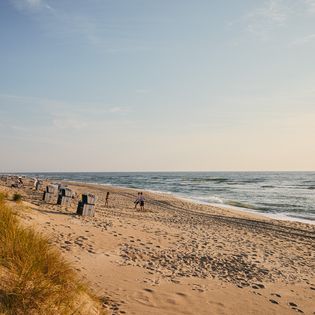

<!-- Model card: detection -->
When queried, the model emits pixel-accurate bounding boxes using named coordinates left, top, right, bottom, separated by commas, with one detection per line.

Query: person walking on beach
left=18, top=177, right=23, bottom=187
left=134, top=192, right=140, bottom=209
left=105, top=192, right=109, bottom=207
left=139, top=192, right=145, bottom=211
left=34, top=178, right=37, bottom=189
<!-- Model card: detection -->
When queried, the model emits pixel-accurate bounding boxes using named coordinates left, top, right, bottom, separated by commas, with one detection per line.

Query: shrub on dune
left=12, top=193, right=22, bottom=202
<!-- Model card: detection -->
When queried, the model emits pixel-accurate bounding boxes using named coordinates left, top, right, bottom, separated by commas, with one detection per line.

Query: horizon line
left=1, top=170, right=315, bottom=173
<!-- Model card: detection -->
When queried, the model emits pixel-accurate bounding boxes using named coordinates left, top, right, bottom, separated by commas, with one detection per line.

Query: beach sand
left=1, top=178, right=314, bottom=315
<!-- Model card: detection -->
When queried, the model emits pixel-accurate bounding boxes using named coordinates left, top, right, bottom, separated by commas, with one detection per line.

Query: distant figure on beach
left=134, top=192, right=141, bottom=209
left=34, top=178, right=38, bottom=189
left=105, top=192, right=109, bottom=207
left=139, top=192, right=145, bottom=211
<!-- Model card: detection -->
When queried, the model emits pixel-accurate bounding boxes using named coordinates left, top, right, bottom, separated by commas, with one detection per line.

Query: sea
left=12, top=172, right=315, bottom=224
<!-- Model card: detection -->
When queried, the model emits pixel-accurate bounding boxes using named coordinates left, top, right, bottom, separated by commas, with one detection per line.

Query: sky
left=0, top=0, right=315, bottom=172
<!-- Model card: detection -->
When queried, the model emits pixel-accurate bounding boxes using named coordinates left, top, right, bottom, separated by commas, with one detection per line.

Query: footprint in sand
left=143, top=288, right=154, bottom=293
left=176, top=292, right=187, bottom=297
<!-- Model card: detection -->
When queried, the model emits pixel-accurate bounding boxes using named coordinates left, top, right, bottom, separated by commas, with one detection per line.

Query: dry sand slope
left=5, top=180, right=315, bottom=315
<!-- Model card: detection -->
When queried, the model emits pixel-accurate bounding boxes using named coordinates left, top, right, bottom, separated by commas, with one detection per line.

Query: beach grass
left=0, top=192, right=105, bottom=315
left=12, top=193, right=22, bottom=202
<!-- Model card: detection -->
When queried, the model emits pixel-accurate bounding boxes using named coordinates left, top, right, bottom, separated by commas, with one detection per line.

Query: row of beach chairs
left=43, top=184, right=96, bottom=217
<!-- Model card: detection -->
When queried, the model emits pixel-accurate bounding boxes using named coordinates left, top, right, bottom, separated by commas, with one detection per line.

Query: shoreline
left=63, top=179, right=315, bottom=226
left=3, top=172, right=315, bottom=225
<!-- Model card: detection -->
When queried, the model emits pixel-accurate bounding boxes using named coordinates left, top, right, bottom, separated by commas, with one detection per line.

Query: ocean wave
left=237, top=179, right=265, bottom=184
left=144, top=189, right=173, bottom=195
left=193, top=196, right=224, bottom=204
left=284, top=213, right=315, bottom=222
left=301, top=180, right=315, bottom=184
left=226, top=200, right=259, bottom=210
left=191, top=177, right=230, bottom=183
left=259, top=202, right=304, bottom=209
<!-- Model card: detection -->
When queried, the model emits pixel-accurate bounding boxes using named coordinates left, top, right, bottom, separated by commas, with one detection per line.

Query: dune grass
left=12, top=193, right=22, bottom=202
left=0, top=192, right=105, bottom=315
left=0, top=193, right=7, bottom=203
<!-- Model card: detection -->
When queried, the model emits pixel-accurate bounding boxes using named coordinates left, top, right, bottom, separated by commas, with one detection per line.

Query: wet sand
left=2, top=178, right=314, bottom=315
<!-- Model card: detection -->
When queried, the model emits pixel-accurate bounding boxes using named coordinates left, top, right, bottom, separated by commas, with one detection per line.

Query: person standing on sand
left=139, top=192, right=145, bottom=211
left=105, top=192, right=109, bottom=207
left=34, top=178, right=38, bottom=189
left=134, top=192, right=140, bottom=209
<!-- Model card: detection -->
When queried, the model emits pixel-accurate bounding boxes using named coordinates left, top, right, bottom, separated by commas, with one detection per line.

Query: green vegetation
left=0, top=192, right=105, bottom=315
left=12, top=193, right=22, bottom=202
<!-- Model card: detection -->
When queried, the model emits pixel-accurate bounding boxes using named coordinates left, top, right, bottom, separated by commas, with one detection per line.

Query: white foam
left=192, top=195, right=224, bottom=204
left=214, top=203, right=315, bottom=225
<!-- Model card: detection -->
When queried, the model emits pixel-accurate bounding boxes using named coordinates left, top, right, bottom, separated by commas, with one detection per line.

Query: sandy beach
left=1, top=178, right=314, bottom=315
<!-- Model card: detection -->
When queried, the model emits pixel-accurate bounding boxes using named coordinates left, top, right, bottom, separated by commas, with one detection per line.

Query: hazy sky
left=1, top=0, right=315, bottom=172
